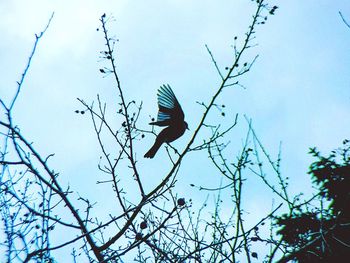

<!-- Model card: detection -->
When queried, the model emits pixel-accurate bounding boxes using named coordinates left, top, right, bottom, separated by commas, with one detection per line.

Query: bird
left=144, top=84, right=188, bottom=158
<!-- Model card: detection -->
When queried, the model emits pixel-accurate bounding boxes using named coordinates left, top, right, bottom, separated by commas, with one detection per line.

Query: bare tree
left=0, top=1, right=311, bottom=262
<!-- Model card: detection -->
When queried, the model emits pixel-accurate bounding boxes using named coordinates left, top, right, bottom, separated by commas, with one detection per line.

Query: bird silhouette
left=144, top=84, right=188, bottom=158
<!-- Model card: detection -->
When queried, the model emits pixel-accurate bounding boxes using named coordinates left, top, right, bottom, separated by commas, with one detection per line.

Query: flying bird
left=144, top=84, right=188, bottom=158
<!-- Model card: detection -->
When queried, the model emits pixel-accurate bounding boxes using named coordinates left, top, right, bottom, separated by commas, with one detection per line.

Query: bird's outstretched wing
left=150, top=84, right=185, bottom=127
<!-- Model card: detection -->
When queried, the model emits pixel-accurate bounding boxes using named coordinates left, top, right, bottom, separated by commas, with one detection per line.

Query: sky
left=1, top=0, right=350, bottom=261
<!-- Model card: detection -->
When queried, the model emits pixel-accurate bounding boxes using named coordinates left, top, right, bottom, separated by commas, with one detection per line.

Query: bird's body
left=144, top=85, right=188, bottom=158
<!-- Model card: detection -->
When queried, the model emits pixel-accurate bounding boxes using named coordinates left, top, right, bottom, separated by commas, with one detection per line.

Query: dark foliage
left=276, top=140, right=350, bottom=262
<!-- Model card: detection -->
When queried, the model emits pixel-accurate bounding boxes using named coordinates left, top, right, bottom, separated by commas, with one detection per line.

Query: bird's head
left=184, top=121, right=189, bottom=130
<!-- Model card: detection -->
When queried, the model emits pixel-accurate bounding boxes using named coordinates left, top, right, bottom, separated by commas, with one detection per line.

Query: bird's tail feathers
left=144, top=140, right=162, bottom=158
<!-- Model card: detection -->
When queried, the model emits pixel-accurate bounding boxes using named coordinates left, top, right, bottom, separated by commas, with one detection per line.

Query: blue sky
left=1, top=0, right=350, bottom=261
